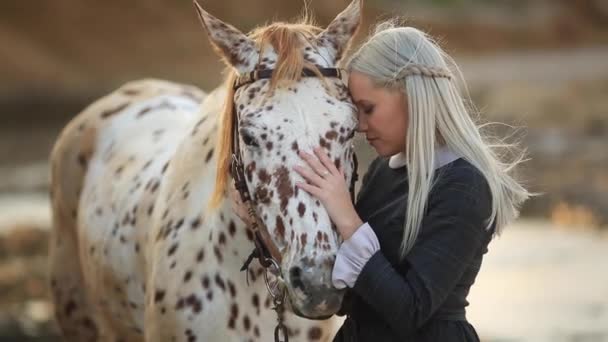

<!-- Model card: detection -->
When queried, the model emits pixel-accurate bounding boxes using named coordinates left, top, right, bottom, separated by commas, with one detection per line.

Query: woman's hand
left=294, top=146, right=363, bottom=240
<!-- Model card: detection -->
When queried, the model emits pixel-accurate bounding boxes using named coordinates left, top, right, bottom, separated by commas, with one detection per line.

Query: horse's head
left=196, top=0, right=362, bottom=319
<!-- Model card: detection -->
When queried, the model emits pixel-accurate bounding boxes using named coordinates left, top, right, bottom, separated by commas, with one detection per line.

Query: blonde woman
left=235, top=22, right=530, bottom=341
left=295, top=21, right=532, bottom=341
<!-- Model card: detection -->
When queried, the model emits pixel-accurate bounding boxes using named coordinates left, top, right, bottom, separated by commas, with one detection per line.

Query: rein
left=230, top=67, right=358, bottom=342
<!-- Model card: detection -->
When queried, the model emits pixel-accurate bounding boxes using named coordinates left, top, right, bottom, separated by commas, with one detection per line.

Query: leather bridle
left=230, top=67, right=358, bottom=341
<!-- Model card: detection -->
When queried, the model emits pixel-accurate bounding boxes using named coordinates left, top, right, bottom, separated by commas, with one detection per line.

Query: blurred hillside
left=2, top=0, right=608, bottom=120
left=2, top=0, right=608, bottom=226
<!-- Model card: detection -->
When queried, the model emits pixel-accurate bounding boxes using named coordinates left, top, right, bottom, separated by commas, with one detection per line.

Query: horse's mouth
left=290, top=304, right=334, bottom=320
left=284, top=290, right=342, bottom=320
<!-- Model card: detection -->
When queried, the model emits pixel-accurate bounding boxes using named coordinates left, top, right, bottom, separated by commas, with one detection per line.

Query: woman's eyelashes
left=362, top=104, right=375, bottom=115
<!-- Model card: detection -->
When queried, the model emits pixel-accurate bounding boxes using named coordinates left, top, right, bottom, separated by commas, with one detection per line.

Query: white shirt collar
left=388, top=145, right=461, bottom=169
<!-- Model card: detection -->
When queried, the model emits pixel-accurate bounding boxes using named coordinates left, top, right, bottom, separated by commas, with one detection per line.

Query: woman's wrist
left=338, top=211, right=364, bottom=240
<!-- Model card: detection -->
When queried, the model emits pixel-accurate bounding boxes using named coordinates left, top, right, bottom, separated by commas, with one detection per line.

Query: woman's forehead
left=347, top=71, right=373, bottom=91
left=347, top=71, right=385, bottom=103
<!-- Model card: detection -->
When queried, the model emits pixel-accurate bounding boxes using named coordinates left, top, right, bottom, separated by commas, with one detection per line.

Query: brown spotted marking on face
left=297, top=202, right=306, bottom=218
left=275, top=216, right=286, bottom=242
left=265, top=141, right=273, bottom=151
left=258, top=168, right=271, bottom=185
left=254, top=185, right=271, bottom=204
left=325, top=130, right=339, bottom=141
left=274, top=166, right=293, bottom=214
left=319, top=137, right=330, bottom=149
left=299, top=233, right=308, bottom=254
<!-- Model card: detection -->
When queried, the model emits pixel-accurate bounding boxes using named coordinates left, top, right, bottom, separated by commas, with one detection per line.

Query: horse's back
left=49, top=79, right=210, bottom=339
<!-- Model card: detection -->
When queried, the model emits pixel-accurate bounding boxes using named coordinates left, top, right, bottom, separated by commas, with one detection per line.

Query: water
left=468, top=220, right=608, bottom=342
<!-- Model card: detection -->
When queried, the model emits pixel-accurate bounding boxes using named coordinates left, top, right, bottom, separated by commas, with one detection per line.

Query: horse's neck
left=172, top=82, right=268, bottom=292
left=207, top=193, right=266, bottom=282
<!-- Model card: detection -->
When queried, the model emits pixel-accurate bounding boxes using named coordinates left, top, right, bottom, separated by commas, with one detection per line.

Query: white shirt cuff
left=331, top=222, right=381, bottom=289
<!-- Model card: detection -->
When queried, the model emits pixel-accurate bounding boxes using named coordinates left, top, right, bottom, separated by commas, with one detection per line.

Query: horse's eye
left=240, top=130, right=259, bottom=148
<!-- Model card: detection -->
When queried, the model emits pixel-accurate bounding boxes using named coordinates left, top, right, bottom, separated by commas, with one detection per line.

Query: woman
left=235, top=22, right=530, bottom=341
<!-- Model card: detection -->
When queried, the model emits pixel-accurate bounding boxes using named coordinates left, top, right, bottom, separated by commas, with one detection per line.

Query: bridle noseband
left=230, top=67, right=359, bottom=341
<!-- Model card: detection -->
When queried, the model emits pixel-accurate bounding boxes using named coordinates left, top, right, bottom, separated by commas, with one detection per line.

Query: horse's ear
left=193, top=0, right=259, bottom=73
left=316, top=0, right=363, bottom=64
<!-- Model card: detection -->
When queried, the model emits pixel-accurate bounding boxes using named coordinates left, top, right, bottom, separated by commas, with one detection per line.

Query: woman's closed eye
left=362, top=104, right=375, bottom=115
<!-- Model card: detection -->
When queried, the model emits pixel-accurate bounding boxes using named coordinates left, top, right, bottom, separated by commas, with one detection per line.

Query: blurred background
left=1, top=0, right=607, bottom=341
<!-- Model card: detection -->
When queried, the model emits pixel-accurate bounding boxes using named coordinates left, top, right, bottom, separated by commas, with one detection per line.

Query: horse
left=48, top=0, right=362, bottom=341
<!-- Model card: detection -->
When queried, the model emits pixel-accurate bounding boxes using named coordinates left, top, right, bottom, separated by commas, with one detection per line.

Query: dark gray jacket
left=333, top=156, right=494, bottom=341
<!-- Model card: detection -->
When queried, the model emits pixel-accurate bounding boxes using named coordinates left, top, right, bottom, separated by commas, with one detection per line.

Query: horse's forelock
left=252, top=22, right=325, bottom=90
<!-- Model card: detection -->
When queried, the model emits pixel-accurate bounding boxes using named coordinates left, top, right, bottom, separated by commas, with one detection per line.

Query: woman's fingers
left=298, top=150, right=330, bottom=178
left=295, top=181, right=322, bottom=198
left=313, top=147, right=339, bottom=176
left=294, top=164, right=325, bottom=185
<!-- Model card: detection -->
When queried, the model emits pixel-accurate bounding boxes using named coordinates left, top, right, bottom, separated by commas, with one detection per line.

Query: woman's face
left=348, top=71, right=409, bottom=157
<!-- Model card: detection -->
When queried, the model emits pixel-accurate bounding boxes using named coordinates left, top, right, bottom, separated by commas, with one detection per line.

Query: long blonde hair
left=347, top=21, right=531, bottom=258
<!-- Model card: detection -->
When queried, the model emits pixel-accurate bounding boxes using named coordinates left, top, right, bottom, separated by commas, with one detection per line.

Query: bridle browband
left=229, top=66, right=358, bottom=341
left=233, top=67, right=343, bottom=90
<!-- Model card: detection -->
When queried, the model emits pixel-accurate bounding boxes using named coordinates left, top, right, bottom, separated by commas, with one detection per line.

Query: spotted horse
left=48, top=0, right=362, bottom=341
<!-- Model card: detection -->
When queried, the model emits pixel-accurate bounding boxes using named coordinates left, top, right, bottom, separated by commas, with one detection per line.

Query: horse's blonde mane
left=208, top=17, right=329, bottom=210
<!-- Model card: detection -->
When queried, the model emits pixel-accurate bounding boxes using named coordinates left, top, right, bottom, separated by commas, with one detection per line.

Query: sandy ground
left=1, top=193, right=608, bottom=341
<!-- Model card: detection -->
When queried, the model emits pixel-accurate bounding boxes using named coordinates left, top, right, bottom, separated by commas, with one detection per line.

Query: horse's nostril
left=289, top=266, right=305, bottom=290
left=290, top=266, right=302, bottom=279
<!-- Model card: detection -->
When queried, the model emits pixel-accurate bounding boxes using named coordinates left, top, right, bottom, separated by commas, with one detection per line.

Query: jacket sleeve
left=350, top=175, right=493, bottom=339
